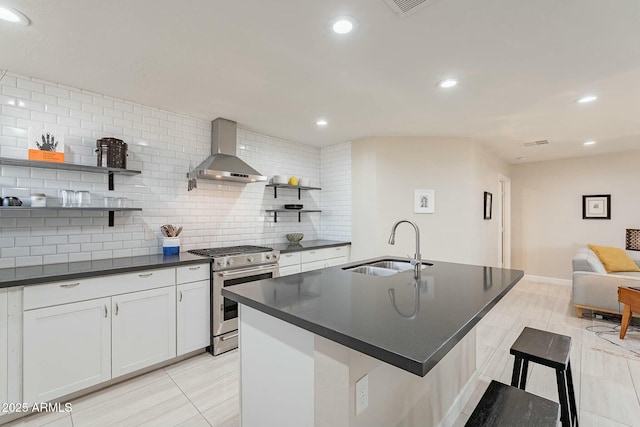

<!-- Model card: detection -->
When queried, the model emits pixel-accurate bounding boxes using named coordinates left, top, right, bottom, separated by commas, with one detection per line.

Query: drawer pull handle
left=138, top=273, right=153, bottom=278
left=104, top=305, right=108, bottom=318
left=221, top=333, right=238, bottom=341
left=115, top=303, right=119, bottom=316
left=60, top=282, right=80, bottom=288
left=285, top=254, right=292, bottom=257
left=310, top=251, right=316, bottom=254
left=179, top=291, right=183, bottom=302
left=188, top=266, right=201, bottom=271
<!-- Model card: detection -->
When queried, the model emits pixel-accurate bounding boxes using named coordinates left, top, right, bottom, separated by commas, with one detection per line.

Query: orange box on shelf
left=28, top=149, right=64, bottom=163
left=28, top=128, right=65, bottom=163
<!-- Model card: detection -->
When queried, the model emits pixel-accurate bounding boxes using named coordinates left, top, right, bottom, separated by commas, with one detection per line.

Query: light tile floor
left=6, top=278, right=640, bottom=427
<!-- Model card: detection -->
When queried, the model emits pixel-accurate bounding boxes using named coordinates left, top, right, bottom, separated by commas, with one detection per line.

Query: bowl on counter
left=284, top=204, right=303, bottom=210
left=286, top=233, right=304, bottom=243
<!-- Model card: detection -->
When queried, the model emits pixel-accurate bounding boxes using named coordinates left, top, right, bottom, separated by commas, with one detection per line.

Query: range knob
left=216, top=260, right=225, bottom=267
left=265, top=254, right=272, bottom=260
left=226, top=259, right=234, bottom=266
left=247, top=256, right=255, bottom=263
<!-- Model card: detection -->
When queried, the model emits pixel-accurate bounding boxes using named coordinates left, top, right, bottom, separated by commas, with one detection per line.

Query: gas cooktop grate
left=188, top=245, right=273, bottom=257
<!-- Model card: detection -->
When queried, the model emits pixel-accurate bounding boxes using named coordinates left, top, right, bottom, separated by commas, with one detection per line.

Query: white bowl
left=272, top=175, right=287, bottom=184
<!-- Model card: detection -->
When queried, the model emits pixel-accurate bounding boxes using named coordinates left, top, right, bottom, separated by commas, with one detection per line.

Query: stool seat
left=465, top=380, right=559, bottom=427
left=510, top=326, right=571, bottom=370
left=510, top=327, right=578, bottom=427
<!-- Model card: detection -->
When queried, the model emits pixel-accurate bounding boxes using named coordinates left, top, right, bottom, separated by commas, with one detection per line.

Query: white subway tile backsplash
left=44, top=86, right=70, bottom=98
left=43, top=254, right=68, bottom=264
left=0, top=71, right=352, bottom=266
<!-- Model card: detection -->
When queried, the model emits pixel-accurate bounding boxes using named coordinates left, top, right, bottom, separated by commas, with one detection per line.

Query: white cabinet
left=23, top=268, right=179, bottom=403
left=23, top=297, right=111, bottom=403
left=279, top=252, right=302, bottom=277
left=112, top=287, right=176, bottom=377
left=176, top=264, right=210, bottom=356
left=278, top=245, right=351, bottom=275
left=279, top=265, right=302, bottom=277
left=0, top=289, right=7, bottom=412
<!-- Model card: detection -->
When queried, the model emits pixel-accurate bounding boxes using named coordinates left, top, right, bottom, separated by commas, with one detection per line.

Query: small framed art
left=582, top=194, right=611, bottom=220
left=484, top=192, right=492, bottom=220
left=414, top=189, right=435, bottom=213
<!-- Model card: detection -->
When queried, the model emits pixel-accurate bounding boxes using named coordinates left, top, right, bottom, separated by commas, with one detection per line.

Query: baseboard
left=523, top=274, right=571, bottom=286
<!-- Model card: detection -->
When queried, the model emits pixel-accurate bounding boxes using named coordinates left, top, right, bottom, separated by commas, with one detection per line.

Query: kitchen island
left=222, top=256, right=523, bottom=427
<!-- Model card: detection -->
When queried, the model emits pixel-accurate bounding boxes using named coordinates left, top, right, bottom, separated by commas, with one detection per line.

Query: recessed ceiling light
left=330, top=16, right=358, bottom=34
left=316, top=119, right=328, bottom=126
left=438, top=78, right=458, bottom=89
left=577, top=95, right=597, bottom=104
left=516, top=156, right=527, bottom=161
left=0, top=5, right=29, bottom=25
left=583, top=140, right=596, bottom=146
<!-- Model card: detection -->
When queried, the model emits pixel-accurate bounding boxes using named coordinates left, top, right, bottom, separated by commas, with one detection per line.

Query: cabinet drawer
left=177, top=263, right=210, bottom=284
left=24, top=268, right=176, bottom=310
left=279, top=252, right=301, bottom=267
left=300, top=248, right=330, bottom=263
left=326, top=245, right=350, bottom=260
left=300, top=245, right=350, bottom=263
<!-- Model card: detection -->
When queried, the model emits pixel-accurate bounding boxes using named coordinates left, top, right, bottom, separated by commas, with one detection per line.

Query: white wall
left=319, top=142, right=351, bottom=241
left=511, top=150, right=640, bottom=279
left=0, top=72, right=350, bottom=267
left=351, top=137, right=511, bottom=266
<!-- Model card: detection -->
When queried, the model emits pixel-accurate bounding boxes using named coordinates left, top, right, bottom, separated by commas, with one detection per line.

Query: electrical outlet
left=355, top=374, right=369, bottom=416
left=145, top=228, right=156, bottom=240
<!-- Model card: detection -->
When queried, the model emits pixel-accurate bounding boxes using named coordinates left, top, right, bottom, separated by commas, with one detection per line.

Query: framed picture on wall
left=484, top=191, right=492, bottom=220
left=582, top=194, right=611, bottom=219
left=414, top=189, right=435, bottom=213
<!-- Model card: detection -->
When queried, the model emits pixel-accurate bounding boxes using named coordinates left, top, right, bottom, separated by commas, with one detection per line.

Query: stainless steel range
left=188, top=245, right=280, bottom=355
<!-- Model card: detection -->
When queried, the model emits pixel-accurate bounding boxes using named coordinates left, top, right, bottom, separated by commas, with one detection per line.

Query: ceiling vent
left=382, top=0, right=437, bottom=17
left=522, top=140, right=550, bottom=147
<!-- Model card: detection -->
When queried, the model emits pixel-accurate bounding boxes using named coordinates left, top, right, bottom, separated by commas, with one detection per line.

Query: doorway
left=498, top=174, right=511, bottom=268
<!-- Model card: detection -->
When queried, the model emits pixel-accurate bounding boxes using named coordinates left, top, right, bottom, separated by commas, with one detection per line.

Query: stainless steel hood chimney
left=191, top=118, right=266, bottom=184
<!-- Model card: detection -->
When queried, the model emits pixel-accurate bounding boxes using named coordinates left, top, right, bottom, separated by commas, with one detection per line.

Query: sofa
left=572, top=247, right=640, bottom=317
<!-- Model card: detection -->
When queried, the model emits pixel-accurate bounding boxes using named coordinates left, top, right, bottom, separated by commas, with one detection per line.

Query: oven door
left=213, top=264, right=279, bottom=337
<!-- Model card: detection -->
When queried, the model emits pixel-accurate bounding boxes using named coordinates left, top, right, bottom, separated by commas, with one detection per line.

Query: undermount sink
left=345, top=259, right=433, bottom=276
left=347, top=266, right=398, bottom=276
left=369, top=261, right=422, bottom=271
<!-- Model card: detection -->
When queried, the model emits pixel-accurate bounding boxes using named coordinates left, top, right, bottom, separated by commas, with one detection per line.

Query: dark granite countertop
left=0, top=253, right=211, bottom=288
left=271, top=240, right=350, bottom=254
left=222, top=256, right=523, bottom=377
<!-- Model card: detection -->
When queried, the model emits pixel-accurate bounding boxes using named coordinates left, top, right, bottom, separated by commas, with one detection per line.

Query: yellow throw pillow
left=588, top=244, right=640, bottom=273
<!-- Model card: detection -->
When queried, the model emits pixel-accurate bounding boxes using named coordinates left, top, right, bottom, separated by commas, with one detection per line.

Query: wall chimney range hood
left=189, top=118, right=266, bottom=186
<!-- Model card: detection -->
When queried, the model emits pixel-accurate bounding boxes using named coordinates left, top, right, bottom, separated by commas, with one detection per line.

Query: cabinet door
left=112, top=287, right=176, bottom=377
left=23, top=298, right=111, bottom=403
left=279, top=265, right=302, bottom=277
left=177, top=280, right=210, bottom=356
left=0, top=290, right=7, bottom=410
left=301, top=260, right=327, bottom=272
left=325, top=256, right=350, bottom=268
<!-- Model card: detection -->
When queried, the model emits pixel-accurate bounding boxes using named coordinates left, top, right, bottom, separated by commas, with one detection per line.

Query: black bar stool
left=465, top=380, right=559, bottom=426
left=510, top=327, right=578, bottom=427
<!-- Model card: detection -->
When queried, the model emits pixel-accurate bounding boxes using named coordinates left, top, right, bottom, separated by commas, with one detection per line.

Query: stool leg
left=566, top=362, right=579, bottom=427
left=511, top=356, right=523, bottom=387
left=519, top=359, right=529, bottom=390
left=556, top=369, right=570, bottom=427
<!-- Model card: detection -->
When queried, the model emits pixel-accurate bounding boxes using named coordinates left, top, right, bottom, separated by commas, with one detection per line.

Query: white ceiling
left=1, top=0, right=639, bottom=163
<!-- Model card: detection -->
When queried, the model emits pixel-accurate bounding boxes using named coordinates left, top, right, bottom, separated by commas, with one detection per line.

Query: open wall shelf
left=265, top=209, right=321, bottom=223
left=265, top=183, right=321, bottom=200
left=0, top=157, right=143, bottom=226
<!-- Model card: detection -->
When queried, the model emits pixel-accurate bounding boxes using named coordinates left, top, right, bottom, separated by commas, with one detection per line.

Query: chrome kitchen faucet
left=388, top=219, right=422, bottom=278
